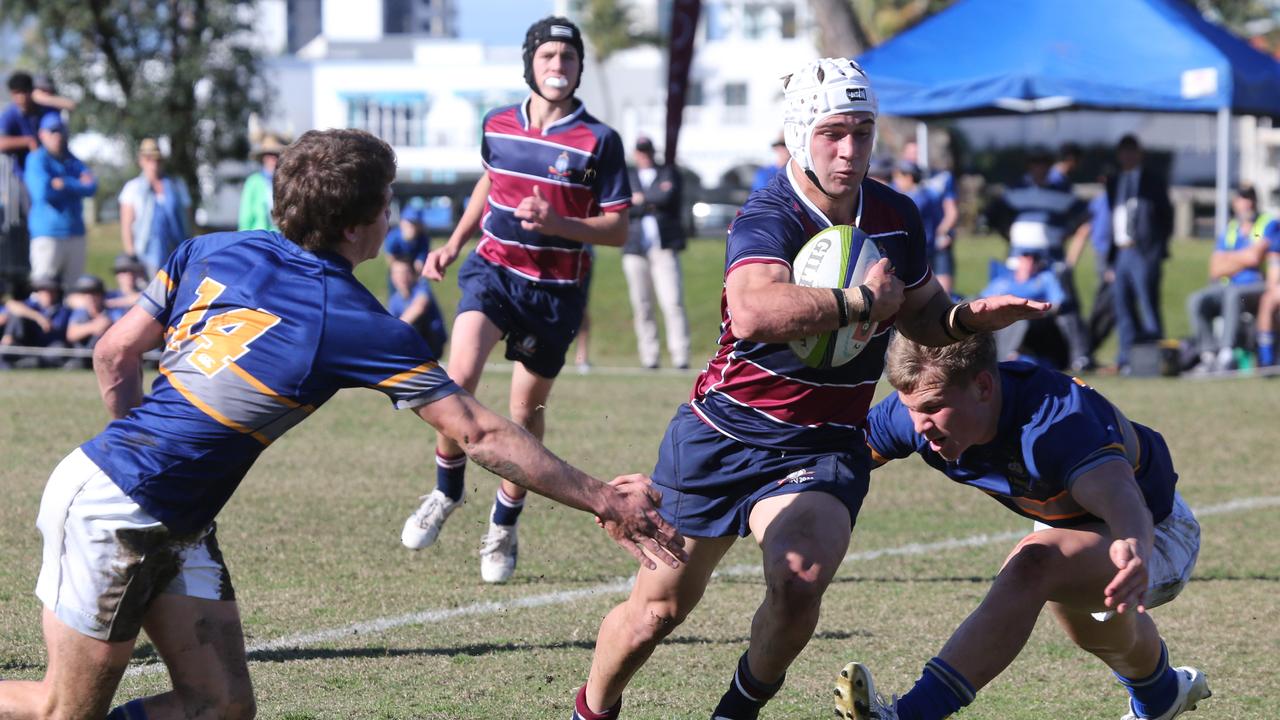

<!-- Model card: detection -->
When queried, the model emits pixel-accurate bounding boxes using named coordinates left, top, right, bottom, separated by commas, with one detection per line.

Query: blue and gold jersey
left=81, top=230, right=459, bottom=534
left=866, top=361, right=1177, bottom=527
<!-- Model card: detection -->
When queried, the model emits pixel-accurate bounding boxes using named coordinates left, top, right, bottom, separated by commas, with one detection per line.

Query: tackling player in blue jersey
left=834, top=332, right=1208, bottom=720
left=569, top=58, right=1049, bottom=720
left=0, top=129, right=685, bottom=720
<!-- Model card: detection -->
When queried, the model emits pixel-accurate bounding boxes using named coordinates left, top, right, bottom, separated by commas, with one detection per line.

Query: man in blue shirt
left=834, top=333, right=1207, bottom=720
left=0, top=72, right=48, bottom=175
left=24, top=112, right=96, bottom=287
left=0, top=128, right=685, bottom=720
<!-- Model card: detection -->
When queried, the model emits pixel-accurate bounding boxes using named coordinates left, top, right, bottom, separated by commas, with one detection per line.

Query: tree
left=577, top=0, right=661, bottom=122
left=0, top=0, right=270, bottom=207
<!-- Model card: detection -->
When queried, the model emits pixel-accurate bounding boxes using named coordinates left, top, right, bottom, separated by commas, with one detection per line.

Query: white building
left=259, top=0, right=815, bottom=197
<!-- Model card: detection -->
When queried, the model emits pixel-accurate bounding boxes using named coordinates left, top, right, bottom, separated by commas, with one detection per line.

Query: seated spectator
left=981, top=249, right=1069, bottom=368
left=104, top=253, right=146, bottom=322
left=119, top=138, right=192, bottom=278
left=65, top=274, right=112, bottom=361
left=0, top=276, right=70, bottom=367
left=985, top=149, right=1090, bottom=369
left=384, top=196, right=431, bottom=275
left=24, top=112, right=96, bottom=287
left=1185, top=186, right=1277, bottom=372
left=1256, top=230, right=1280, bottom=366
left=387, top=255, right=446, bottom=358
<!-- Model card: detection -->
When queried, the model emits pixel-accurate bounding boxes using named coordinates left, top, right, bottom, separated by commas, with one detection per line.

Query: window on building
left=343, top=92, right=429, bottom=147
left=384, top=0, right=412, bottom=34
left=724, top=82, right=748, bottom=106
left=687, top=79, right=705, bottom=106
left=779, top=5, right=797, bottom=38
left=704, top=2, right=729, bottom=41
left=743, top=4, right=766, bottom=40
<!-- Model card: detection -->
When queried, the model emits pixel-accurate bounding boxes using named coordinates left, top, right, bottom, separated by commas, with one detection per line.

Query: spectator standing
left=24, top=112, right=96, bottom=287
left=984, top=149, right=1090, bottom=370
left=1067, top=177, right=1117, bottom=369
left=119, top=138, right=192, bottom=278
left=0, top=72, right=47, bottom=176
left=1048, top=141, right=1081, bottom=189
left=238, top=133, right=284, bottom=231
left=1185, top=186, right=1276, bottom=372
left=903, top=140, right=960, bottom=294
left=1107, top=134, right=1173, bottom=372
left=623, top=136, right=690, bottom=370
left=750, top=135, right=790, bottom=192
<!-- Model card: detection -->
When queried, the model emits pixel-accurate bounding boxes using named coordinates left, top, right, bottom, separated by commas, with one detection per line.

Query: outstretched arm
left=895, top=276, right=1051, bottom=347
left=423, top=174, right=491, bottom=281
left=414, top=391, right=687, bottom=569
left=1069, top=459, right=1155, bottom=614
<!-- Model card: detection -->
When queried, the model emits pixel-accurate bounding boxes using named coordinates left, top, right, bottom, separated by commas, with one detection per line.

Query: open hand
left=962, top=294, right=1052, bottom=332
left=422, top=244, right=460, bottom=281
left=597, top=473, right=687, bottom=570
left=1103, top=538, right=1149, bottom=614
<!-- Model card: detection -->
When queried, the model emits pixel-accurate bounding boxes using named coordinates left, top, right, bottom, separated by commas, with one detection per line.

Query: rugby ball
left=789, top=225, right=881, bottom=368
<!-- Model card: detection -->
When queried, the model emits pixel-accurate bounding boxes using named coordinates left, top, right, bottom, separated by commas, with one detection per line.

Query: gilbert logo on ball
left=789, top=225, right=881, bottom=368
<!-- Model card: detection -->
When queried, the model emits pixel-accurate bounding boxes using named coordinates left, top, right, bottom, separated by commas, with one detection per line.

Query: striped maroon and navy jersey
left=476, top=98, right=630, bottom=285
left=689, top=165, right=932, bottom=451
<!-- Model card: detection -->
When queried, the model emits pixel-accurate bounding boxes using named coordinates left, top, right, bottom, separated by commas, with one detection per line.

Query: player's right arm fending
left=896, top=276, right=1052, bottom=347
left=414, top=391, right=687, bottom=569
left=94, top=304, right=164, bottom=419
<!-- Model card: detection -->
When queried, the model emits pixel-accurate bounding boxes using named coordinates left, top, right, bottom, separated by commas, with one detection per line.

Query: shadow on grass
left=119, top=629, right=870, bottom=669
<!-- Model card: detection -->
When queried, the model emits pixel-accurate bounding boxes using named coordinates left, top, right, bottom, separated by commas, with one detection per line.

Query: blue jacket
left=24, top=146, right=97, bottom=238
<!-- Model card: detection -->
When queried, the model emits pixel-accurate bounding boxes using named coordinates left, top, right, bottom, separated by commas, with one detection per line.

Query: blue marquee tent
left=855, top=0, right=1280, bottom=232
left=856, top=0, right=1280, bottom=118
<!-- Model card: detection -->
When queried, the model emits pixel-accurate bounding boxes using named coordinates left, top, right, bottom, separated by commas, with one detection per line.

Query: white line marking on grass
left=123, top=495, right=1280, bottom=676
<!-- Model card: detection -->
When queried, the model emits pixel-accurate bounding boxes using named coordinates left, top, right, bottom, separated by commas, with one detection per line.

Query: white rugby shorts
left=1035, top=491, right=1199, bottom=620
left=36, top=448, right=235, bottom=642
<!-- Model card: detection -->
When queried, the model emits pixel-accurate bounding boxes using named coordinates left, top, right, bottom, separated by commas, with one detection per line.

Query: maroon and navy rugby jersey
left=476, top=98, right=631, bottom=285
left=689, top=165, right=932, bottom=451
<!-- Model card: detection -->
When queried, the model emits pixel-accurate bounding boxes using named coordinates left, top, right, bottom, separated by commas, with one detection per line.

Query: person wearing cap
left=24, top=111, right=96, bottom=289
left=402, top=15, right=634, bottom=585
left=384, top=196, right=432, bottom=274
left=750, top=135, right=791, bottom=192
left=571, top=57, right=1047, bottom=720
left=119, top=138, right=193, bottom=278
left=623, top=135, right=689, bottom=370
left=984, top=148, right=1091, bottom=371
left=0, top=276, right=69, bottom=366
left=238, top=133, right=285, bottom=231
left=65, top=274, right=112, bottom=362
left=980, top=247, right=1069, bottom=364
left=104, top=253, right=145, bottom=322
left=892, top=159, right=943, bottom=290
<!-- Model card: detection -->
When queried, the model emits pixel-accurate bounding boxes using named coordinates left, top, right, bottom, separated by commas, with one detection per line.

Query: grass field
left=1, top=225, right=1275, bottom=718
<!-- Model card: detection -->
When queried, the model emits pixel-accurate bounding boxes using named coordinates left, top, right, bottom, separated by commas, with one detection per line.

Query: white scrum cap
left=781, top=58, right=878, bottom=172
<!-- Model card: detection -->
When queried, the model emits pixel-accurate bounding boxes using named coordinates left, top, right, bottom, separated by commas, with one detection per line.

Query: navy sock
left=490, top=487, right=525, bottom=526
left=1116, top=641, right=1179, bottom=719
left=1259, top=331, right=1274, bottom=366
left=435, top=452, right=466, bottom=502
left=572, top=683, right=621, bottom=720
left=107, top=699, right=149, bottom=720
left=895, top=657, right=976, bottom=720
left=711, top=651, right=785, bottom=719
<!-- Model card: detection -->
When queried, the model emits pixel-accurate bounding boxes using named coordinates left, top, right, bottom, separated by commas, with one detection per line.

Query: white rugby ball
left=789, top=225, right=881, bottom=368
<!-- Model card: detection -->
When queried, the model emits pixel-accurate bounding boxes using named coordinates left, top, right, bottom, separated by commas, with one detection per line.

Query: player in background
left=0, top=129, right=684, bottom=720
left=401, top=16, right=632, bottom=584
left=569, top=58, right=1048, bottom=720
left=835, top=332, right=1207, bottom=720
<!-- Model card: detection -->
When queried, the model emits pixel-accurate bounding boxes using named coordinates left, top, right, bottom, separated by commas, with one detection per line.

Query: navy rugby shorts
left=652, top=405, right=871, bottom=537
left=455, top=252, right=585, bottom=379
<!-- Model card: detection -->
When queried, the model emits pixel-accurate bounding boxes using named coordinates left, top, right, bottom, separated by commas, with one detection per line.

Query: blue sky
left=457, top=0, right=554, bottom=45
